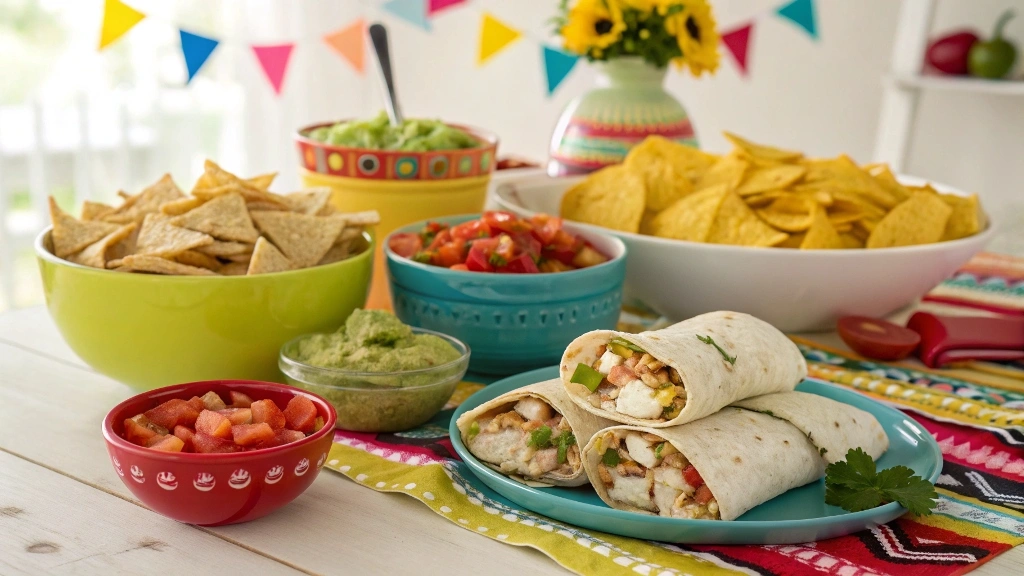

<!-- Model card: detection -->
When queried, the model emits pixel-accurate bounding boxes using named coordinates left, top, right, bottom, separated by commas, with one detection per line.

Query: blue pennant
left=542, top=46, right=578, bottom=95
left=382, top=0, right=431, bottom=31
left=776, top=0, right=818, bottom=40
left=179, top=29, right=219, bottom=83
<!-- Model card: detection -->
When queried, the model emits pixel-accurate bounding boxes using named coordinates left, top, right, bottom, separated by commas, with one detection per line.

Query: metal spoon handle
left=368, top=23, right=403, bottom=126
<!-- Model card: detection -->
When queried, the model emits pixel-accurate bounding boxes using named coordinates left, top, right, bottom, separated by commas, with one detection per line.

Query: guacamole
left=307, top=112, right=479, bottom=151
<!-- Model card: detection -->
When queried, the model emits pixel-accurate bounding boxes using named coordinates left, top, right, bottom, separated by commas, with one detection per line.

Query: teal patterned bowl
left=385, top=215, right=626, bottom=375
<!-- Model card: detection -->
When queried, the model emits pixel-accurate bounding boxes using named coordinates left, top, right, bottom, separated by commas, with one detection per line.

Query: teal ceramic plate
left=450, top=366, right=942, bottom=545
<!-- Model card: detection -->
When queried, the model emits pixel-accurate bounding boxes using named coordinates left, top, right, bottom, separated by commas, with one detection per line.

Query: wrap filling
left=466, top=396, right=580, bottom=480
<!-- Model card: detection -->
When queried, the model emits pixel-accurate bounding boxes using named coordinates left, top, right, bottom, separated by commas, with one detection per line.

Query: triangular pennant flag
left=98, top=0, right=146, bottom=50
left=179, top=30, right=219, bottom=83
left=382, top=0, right=431, bottom=31
left=428, top=0, right=465, bottom=16
left=721, top=23, right=754, bottom=76
left=252, top=44, right=295, bottom=96
left=542, top=46, right=578, bottom=95
left=776, top=0, right=818, bottom=39
left=478, top=13, right=522, bottom=65
left=324, top=19, right=366, bottom=73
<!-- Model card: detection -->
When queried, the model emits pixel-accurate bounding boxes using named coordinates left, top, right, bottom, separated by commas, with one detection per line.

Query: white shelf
left=888, top=74, right=1024, bottom=96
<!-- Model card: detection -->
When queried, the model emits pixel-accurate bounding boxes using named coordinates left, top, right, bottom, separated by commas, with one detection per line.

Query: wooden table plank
left=0, top=306, right=85, bottom=368
left=0, top=451, right=300, bottom=575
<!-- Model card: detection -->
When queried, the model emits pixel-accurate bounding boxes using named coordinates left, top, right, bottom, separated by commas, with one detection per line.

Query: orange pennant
left=324, top=19, right=366, bottom=74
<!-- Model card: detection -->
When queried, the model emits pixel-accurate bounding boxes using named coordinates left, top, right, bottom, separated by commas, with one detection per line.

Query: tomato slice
left=682, top=465, right=704, bottom=488
left=498, top=253, right=540, bottom=274
left=388, top=233, right=423, bottom=258
left=450, top=220, right=492, bottom=241
left=483, top=211, right=532, bottom=234
left=837, top=316, right=921, bottom=361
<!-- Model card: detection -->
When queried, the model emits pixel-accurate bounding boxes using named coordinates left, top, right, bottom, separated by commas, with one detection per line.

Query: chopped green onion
left=654, top=442, right=665, bottom=460
left=557, top=432, right=577, bottom=464
left=570, top=363, right=605, bottom=392
left=602, top=447, right=621, bottom=467
left=467, top=421, right=480, bottom=442
left=529, top=425, right=553, bottom=448
left=488, top=253, right=507, bottom=267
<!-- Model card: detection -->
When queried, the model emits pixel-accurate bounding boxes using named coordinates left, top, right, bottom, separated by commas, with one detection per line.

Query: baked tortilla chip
left=247, top=237, right=294, bottom=275
left=196, top=240, right=253, bottom=257
left=69, top=223, right=137, bottom=268
left=193, top=160, right=288, bottom=208
left=117, top=255, right=219, bottom=276
left=335, top=210, right=381, bottom=227
left=49, top=197, right=120, bottom=258
left=250, top=211, right=345, bottom=267
left=81, top=201, right=115, bottom=221
left=174, top=250, right=222, bottom=271
left=246, top=172, right=277, bottom=190
left=318, top=242, right=351, bottom=265
left=171, top=192, right=259, bottom=243
left=103, top=174, right=185, bottom=224
left=135, top=214, right=214, bottom=257
left=160, top=196, right=204, bottom=216
left=283, top=188, right=333, bottom=215
left=219, top=262, right=249, bottom=276
left=707, top=192, right=789, bottom=247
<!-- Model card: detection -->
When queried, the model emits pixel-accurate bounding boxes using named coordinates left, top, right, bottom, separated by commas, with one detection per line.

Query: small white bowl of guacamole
left=279, top=309, right=470, bottom=433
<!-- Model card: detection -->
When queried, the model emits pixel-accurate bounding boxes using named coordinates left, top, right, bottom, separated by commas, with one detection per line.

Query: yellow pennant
left=98, top=0, right=146, bottom=50
left=477, top=12, right=521, bottom=65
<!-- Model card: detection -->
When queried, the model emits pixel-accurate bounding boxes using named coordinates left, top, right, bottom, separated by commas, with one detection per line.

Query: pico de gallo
left=388, top=212, right=609, bottom=273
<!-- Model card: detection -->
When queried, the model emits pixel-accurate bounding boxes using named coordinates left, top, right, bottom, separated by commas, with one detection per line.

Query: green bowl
left=35, top=229, right=373, bottom=391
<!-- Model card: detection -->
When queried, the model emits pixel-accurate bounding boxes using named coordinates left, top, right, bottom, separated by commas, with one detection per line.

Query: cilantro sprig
left=824, top=448, right=937, bottom=516
left=696, top=335, right=737, bottom=365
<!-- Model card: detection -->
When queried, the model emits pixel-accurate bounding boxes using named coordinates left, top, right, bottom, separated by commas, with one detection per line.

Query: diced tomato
left=195, top=409, right=233, bottom=439
left=498, top=253, right=540, bottom=274
left=187, top=396, right=205, bottom=412
left=217, top=408, right=253, bottom=425
left=426, top=229, right=452, bottom=251
left=693, top=485, right=714, bottom=505
left=530, top=214, right=563, bottom=245
left=143, top=399, right=200, bottom=430
left=231, top=423, right=276, bottom=447
left=465, top=244, right=494, bottom=272
left=432, top=238, right=467, bottom=268
left=449, top=263, right=469, bottom=271
left=450, top=219, right=492, bottom=241
left=683, top=465, right=704, bottom=488
left=124, top=418, right=158, bottom=446
left=251, top=399, right=287, bottom=431
left=388, top=233, right=423, bottom=258
left=148, top=435, right=185, bottom=452
left=200, top=391, right=227, bottom=411
left=253, top=429, right=306, bottom=450
left=483, top=211, right=532, bottom=234
left=420, top=221, right=448, bottom=243
left=173, top=425, right=195, bottom=452
left=284, top=396, right=318, bottom=433
left=229, top=391, right=253, bottom=408
left=193, top=432, right=239, bottom=454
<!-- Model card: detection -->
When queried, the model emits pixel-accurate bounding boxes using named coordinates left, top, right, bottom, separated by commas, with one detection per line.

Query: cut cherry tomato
left=388, top=233, right=423, bottom=258
left=451, top=219, right=491, bottom=241
left=432, top=238, right=467, bottom=268
left=426, top=229, right=452, bottom=251
left=465, top=244, right=494, bottom=272
left=498, top=253, right=540, bottom=274
left=483, top=211, right=532, bottom=234
left=530, top=215, right=563, bottom=245
left=837, top=316, right=921, bottom=361
left=683, top=465, right=704, bottom=488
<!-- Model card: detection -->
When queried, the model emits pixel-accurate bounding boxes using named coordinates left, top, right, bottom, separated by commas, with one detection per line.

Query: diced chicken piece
left=654, top=465, right=694, bottom=494
left=606, top=467, right=656, bottom=512
left=514, top=397, right=554, bottom=422
left=529, top=448, right=560, bottom=476
left=615, top=380, right=663, bottom=419
left=608, top=365, right=637, bottom=387
left=470, top=427, right=526, bottom=466
left=600, top=400, right=617, bottom=411
left=624, top=432, right=660, bottom=468
left=596, top=350, right=624, bottom=375
left=653, top=479, right=683, bottom=517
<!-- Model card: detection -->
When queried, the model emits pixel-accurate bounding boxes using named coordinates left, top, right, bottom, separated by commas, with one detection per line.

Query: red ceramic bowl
left=102, top=380, right=337, bottom=526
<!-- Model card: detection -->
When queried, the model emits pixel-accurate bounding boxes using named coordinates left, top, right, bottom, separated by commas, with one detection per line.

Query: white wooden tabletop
left=1, top=305, right=1021, bottom=575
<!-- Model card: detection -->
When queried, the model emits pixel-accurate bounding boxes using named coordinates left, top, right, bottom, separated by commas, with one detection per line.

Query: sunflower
left=561, top=0, right=627, bottom=56
left=621, top=0, right=659, bottom=12
left=659, top=0, right=720, bottom=76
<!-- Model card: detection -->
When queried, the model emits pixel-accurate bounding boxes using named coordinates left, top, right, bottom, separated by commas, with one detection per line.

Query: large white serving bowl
left=494, top=174, right=995, bottom=332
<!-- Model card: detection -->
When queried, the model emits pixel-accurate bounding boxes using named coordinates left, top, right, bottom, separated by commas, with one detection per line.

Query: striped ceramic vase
left=548, top=57, right=698, bottom=176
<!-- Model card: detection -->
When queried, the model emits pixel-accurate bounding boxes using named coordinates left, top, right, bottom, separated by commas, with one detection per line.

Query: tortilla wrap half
left=582, top=392, right=888, bottom=520
left=561, top=311, right=807, bottom=427
left=456, top=379, right=615, bottom=487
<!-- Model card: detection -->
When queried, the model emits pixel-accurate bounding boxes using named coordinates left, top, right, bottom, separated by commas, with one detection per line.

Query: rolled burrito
left=582, top=391, right=888, bottom=520
left=561, top=311, right=807, bottom=427
left=456, top=379, right=615, bottom=487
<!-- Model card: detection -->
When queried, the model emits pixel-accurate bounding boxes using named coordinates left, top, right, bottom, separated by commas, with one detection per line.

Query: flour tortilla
left=560, top=311, right=807, bottom=427
left=456, top=379, right=615, bottom=487
left=583, top=392, right=888, bottom=520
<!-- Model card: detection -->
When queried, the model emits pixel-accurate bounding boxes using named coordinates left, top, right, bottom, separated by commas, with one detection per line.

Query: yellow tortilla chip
left=694, top=151, right=749, bottom=192
left=171, top=192, right=260, bottom=243
left=650, top=184, right=729, bottom=242
left=736, top=165, right=807, bottom=196
left=49, top=197, right=120, bottom=258
left=840, top=233, right=865, bottom=249
left=869, top=166, right=910, bottom=203
left=724, top=132, right=803, bottom=162
left=174, top=250, right=222, bottom=271
left=103, top=174, right=185, bottom=224
left=69, top=223, right=137, bottom=268
left=250, top=211, right=346, bottom=268
left=707, top=192, right=789, bottom=247
left=196, top=240, right=253, bottom=257
left=135, top=214, right=214, bottom=257
left=160, top=197, right=204, bottom=216
left=560, top=165, right=646, bottom=233
left=283, top=188, right=333, bottom=215
left=939, top=193, right=983, bottom=241
left=777, top=232, right=806, bottom=248
left=801, top=156, right=897, bottom=209
left=755, top=196, right=815, bottom=233
left=867, top=191, right=952, bottom=248
left=800, top=205, right=845, bottom=250
left=117, top=255, right=219, bottom=276
left=247, top=237, right=294, bottom=275
left=81, top=201, right=115, bottom=221
left=246, top=172, right=277, bottom=190
left=624, top=137, right=696, bottom=211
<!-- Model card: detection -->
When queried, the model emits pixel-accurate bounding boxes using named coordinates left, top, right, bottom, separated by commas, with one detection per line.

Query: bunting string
left=98, top=0, right=818, bottom=97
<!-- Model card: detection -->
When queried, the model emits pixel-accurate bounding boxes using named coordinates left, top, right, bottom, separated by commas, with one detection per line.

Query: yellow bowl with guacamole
left=295, top=114, right=498, bottom=308
left=36, top=229, right=373, bottom=391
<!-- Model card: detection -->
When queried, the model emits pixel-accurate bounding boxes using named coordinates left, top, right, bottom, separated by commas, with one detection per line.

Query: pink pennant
left=721, top=23, right=753, bottom=76
left=252, top=43, right=295, bottom=95
left=428, top=0, right=465, bottom=16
